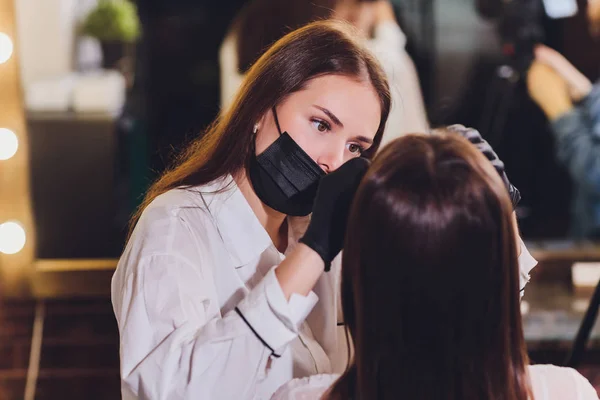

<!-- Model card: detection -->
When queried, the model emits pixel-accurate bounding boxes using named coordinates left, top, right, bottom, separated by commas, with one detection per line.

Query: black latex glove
left=299, top=157, right=370, bottom=270
left=447, top=124, right=521, bottom=208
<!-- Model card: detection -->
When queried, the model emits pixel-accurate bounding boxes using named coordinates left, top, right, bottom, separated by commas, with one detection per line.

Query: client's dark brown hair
left=327, top=130, right=532, bottom=400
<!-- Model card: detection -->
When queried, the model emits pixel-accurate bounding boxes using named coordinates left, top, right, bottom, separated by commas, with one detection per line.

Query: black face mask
left=249, top=108, right=325, bottom=216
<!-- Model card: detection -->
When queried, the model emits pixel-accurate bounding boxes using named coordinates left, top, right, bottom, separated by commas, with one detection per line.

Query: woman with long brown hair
left=273, top=130, right=597, bottom=399
left=112, top=20, right=391, bottom=400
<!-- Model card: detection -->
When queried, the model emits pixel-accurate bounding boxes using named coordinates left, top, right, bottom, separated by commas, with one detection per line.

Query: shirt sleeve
left=237, top=267, right=318, bottom=355
left=550, top=105, right=600, bottom=197
left=112, top=218, right=318, bottom=399
left=580, top=83, right=600, bottom=137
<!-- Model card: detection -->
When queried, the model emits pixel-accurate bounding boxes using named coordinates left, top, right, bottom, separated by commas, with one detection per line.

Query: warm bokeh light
left=0, top=127, right=18, bottom=160
left=0, top=221, right=27, bottom=254
left=0, top=32, right=13, bottom=64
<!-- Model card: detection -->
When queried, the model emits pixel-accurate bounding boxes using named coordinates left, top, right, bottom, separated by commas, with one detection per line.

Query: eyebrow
left=313, top=105, right=344, bottom=128
left=313, top=104, right=374, bottom=146
left=354, top=136, right=374, bottom=146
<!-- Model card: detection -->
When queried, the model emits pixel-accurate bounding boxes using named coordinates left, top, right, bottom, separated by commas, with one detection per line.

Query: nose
left=317, top=143, right=345, bottom=173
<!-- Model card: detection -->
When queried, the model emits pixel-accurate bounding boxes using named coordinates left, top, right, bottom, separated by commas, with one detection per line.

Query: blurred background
left=1, top=0, right=600, bottom=398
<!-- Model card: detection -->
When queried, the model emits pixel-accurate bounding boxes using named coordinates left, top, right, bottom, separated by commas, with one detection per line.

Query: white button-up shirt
left=112, top=176, right=344, bottom=400
left=112, top=176, right=538, bottom=400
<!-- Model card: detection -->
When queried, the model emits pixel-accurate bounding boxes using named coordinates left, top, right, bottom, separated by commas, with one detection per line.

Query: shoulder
left=139, top=179, right=232, bottom=228
left=529, top=365, right=598, bottom=399
left=136, top=187, right=208, bottom=233
left=114, top=186, right=225, bottom=301
left=271, top=374, right=340, bottom=400
left=126, top=180, right=235, bottom=258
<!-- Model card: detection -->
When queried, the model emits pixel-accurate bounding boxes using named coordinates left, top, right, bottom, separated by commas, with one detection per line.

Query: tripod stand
left=479, top=62, right=523, bottom=149
left=478, top=0, right=544, bottom=144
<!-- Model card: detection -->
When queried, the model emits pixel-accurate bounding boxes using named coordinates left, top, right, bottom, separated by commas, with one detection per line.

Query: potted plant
left=81, top=0, right=141, bottom=69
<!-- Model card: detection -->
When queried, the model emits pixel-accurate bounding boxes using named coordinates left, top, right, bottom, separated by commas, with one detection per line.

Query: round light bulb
left=0, top=221, right=27, bottom=255
left=0, top=33, right=13, bottom=64
left=0, top=128, right=18, bottom=160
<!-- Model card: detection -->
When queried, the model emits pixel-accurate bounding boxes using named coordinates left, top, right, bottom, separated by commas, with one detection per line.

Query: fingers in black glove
left=446, top=124, right=521, bottom=208
left=299, top=157, right=371, bottom=270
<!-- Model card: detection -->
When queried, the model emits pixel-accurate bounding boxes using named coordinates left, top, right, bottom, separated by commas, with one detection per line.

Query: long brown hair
left=130, top=20, right=391, bottom=234
left=328, top=131, right=532, bottom=400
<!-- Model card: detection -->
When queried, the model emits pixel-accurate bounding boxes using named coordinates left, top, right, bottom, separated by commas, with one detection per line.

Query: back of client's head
left=328, top=131, right=531, bottom=400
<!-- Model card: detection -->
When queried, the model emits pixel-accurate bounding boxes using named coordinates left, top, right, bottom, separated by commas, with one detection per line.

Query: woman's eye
left=311, top=119, right=330, bottom=132
left=347, top=143, right=364, bottom=155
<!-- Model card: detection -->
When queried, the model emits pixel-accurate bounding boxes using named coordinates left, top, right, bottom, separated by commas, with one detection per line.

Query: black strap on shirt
left=235, top=307, right=281, bottom=358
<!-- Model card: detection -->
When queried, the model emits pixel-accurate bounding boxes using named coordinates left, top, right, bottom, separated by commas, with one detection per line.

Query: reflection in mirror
left=431, top=0, right=600, bottom=246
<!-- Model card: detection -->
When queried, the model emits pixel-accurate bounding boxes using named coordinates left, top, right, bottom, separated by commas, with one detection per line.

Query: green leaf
left=81, top=0, right=141, bottom=43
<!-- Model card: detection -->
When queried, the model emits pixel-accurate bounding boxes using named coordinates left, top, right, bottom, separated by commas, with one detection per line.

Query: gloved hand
left=300, top=157, right=370, bottom=270
left=447, top=124, right=521, bottom=208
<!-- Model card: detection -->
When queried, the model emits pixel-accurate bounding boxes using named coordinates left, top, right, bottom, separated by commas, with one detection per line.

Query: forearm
left=275, top=244, right=324, bottom=300
left=543, top=97, right=575, bottom=121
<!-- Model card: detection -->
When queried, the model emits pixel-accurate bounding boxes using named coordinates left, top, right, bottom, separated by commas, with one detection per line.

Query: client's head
left=330, top=130, right=531, bottom=400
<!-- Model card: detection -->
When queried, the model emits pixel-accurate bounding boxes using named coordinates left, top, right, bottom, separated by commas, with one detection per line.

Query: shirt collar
left=190, top=176, right=311, bottom=267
